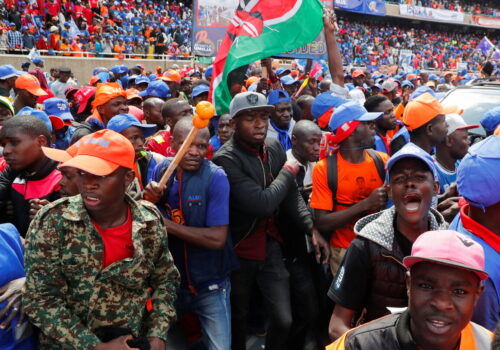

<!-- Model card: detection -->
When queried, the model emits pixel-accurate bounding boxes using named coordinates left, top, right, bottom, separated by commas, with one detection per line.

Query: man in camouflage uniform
left=24, top=130, right=180, bottom=350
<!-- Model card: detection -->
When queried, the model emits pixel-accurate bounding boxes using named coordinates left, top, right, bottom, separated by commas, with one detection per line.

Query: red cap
left=58, top=129, right=134, bottom=176
left=74, top=86, right=96, bottom=114
left=403, top=230, right=488, bottom=281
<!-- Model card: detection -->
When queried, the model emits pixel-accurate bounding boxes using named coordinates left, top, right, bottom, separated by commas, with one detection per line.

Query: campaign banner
left=192, top=0, right=332, bottom=59
left=472, top=15, right=500, bottom=29
left=399, top=49, right=413, bottom=73
left=335, top=0, right=386, bottom=16
left=399, top=5, right=465, bottom=23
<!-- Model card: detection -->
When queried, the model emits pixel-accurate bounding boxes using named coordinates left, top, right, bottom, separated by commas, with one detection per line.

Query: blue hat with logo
left=280, top=75, right=298, bottom=86
left=385, top=142, right=438, bottom=183
left=21, top=26, right=28, bottom=31
left=139, top=80, right=170, bottom=98
left=0, top=64, right=24, bottom=80
left=329, top=101, right=382, bottom=131
left=192, top=84, right=209, bottom=98
left=107, top=113, right=157, bottom=138
left=311, top=92, right=348, bottom=119
left=479, top=107, right=500, bottom=133
left=135, top=76, right=150, bottom=86
left=43, top=98, right=74, bottom=121
left=16, top=107, right=64, bottom=133
left=267, top=89, right=291, bottom=105
left=457, top=135, right=500, bottom=209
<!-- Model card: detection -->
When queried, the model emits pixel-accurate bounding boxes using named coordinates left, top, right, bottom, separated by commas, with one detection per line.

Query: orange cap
left=352, top=70, right=365, bottom=78
left=403, top=93, right=458, bottom=131
left=160, top=69, right=181, bottom=83
left=58, top=129, right=134, bottom=176
left=126, top=88, right=142, bottom=101
left=42, top=141, right=80, bottom=163
left=15, top=74, right=48, bottom=96
left=245, top=76, right=260, bottom=87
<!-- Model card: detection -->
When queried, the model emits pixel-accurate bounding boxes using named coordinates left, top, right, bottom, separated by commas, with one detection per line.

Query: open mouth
left=403, top=193, right=422, bottom=213
left=426, top=318, right=453, bottom=335
left=82, top=193, right=101, bottom=206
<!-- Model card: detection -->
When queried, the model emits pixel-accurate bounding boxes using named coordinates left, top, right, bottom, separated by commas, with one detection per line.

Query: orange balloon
left=196, top=101, right=215, bottom=120
left=192, top=114, right=210, bottom=129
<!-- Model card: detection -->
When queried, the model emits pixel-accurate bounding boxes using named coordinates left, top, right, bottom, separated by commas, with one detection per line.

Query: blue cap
left=148, top=74, right=157, bottom=82
left=385, top=142, right=438, bottom=183
left=135, top=76, right=150, bottom=86
left=0, top=64, right=24, bottom=79
left=9, top=22, right=15, bottom=26
left=457, top=135, right=500, bottom=209
left=43, top=98, right=74, bottom=121
left=110, top=65, right=128, bottom=74
left=479, top=107, right=500, bottom=132
left=138, top=80, right=170, bottom=98
left=192, top=84, right=209, bottom=97
left=21, top=26, right=28, bottom=31
left=428, top=74, right=439, bottom=81
left=267, top=89, right=291, bottom=105
left=204, top=66, right=213, bottom=80
left=276, top=68, right=291, bottom=76
left=409, top=86, right=436, bottom=101
left=280, top=75, right=298, bottom=86
left=402, top=80, right=414, bottom=89
left=311, top=92, right=348, bottom=119
left=328, top=101, right=381, bottom=131
left=16, top=107, right=54, bottom=133
left=97, top=71, right=110, bottom=83
left=107, top=113, right=157, bottom=138
left=21, top=61, right=30, bottom=68
left=64, top=22, right=70, bottom=27
left=32, top=57, right=44, bottom=65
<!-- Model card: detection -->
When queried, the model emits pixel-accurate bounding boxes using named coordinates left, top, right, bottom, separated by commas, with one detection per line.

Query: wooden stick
left=158, top=127, right=200, bottom=188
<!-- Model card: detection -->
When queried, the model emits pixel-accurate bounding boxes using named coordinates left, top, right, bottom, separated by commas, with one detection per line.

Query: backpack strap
left=366, top=148, right=386, bottom=183
left=326, top=153, right=338, bottom=205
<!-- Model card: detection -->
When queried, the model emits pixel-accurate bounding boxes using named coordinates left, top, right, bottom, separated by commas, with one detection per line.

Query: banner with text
left=335, top=0, right=386, bottom=16
left=399, top=5, right=465, bottom=23
left=192, top=0, right=332, bottom=59
left=472, top=15, right=500, bottom=29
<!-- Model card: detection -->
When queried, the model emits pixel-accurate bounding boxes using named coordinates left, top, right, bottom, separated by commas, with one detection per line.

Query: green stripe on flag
left=214, top=0, right=324, bottom=114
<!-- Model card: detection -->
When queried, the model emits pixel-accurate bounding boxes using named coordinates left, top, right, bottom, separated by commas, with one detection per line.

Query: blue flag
left=477, top=36, right=494, bottom=56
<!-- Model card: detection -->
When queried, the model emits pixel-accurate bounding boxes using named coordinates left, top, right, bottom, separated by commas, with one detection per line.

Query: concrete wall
left=0, top=54, right=195, bottom=85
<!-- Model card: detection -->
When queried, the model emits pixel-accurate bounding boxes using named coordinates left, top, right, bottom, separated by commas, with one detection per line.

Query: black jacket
left=0, top=158, right=61, bottom=236
left=212, top=136, right=314, bottom=246
left=70, top=118, right=104, bottom=144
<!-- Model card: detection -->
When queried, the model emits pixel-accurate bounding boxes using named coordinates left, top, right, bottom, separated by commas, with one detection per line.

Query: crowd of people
left=0, top=0, right=192, bottom=58
left=398, top=0, right=500, bottom=16
left=336, top=17, right=499, bottom=70
left=0, top=7, right=499, bottom=350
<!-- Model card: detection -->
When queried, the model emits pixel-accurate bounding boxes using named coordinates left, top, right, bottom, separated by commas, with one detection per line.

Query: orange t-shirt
left=310, top=151, right=389, bottom=249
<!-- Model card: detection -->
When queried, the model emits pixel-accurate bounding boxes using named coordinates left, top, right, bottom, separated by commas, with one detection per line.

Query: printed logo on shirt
left=334, top=265, right=345, bottom=290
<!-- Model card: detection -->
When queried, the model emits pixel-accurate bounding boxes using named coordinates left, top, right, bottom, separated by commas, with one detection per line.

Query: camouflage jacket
left=24, top=194, right=180, bottom=350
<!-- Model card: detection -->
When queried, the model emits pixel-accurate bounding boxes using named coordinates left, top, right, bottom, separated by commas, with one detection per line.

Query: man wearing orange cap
left=12, top=73, right=47, bottom=113
left=70, top=82, right=129, bottom=143
left=160, top=69, right=187, bottom=100
left=401, top=92, right=455, bottom=155
left=24, top=129, right=180, bottom=350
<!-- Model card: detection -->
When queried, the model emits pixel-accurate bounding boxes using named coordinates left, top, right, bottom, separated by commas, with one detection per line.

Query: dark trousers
left=285, top=255, right=320, bottom=350
left=231, top=238, right=292, bottom=350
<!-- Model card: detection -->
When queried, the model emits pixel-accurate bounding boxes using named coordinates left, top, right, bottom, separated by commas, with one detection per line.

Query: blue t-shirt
left=433, top=158, right=459, bottom=194
left=163, top=168, right=229, bottom=227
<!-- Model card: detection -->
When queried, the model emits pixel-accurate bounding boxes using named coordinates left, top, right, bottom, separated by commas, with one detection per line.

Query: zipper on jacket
left=381, top=252, right=406, bottom=269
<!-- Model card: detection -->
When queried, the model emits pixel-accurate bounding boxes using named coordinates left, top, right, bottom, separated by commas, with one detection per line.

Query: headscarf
left=90, top=82, right=127, bottom=123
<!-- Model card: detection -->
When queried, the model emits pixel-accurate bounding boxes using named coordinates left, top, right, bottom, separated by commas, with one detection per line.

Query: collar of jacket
left=354, top=206, right=447, bottom=252
left=233, top=134, right=267, bottom=159
left=395, top=310, right=419, bottom=350
left=17, top=157, right=59, bottom=181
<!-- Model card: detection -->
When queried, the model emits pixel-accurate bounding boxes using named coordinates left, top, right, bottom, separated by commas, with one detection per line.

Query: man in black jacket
left=213, top=92, right=328, bottom=350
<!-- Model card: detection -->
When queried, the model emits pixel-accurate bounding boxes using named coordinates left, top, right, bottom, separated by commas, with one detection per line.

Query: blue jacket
left=153, top=159, right=238, bottom=293
left=0, top=224, right=36, bottom=350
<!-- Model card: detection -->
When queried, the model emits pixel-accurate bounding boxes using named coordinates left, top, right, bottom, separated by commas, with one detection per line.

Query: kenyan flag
left=209, top=0, right=325, bottom=114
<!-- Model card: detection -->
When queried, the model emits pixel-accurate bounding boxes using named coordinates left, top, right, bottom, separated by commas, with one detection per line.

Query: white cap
left=445, top=114, right=479, bottom=136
